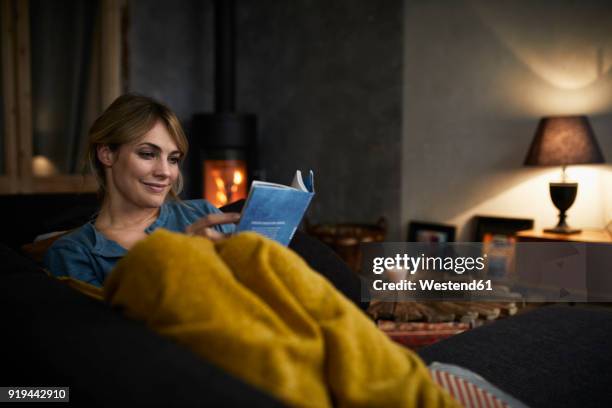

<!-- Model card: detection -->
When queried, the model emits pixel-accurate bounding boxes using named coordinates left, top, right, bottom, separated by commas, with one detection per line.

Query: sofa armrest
left=0, top=243, right=283, bottom=406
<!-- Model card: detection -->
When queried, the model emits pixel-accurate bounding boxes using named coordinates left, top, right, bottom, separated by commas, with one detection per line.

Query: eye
left=138, top=151, right=155, bottom=159
left=168, top=156, right=181, bottom=165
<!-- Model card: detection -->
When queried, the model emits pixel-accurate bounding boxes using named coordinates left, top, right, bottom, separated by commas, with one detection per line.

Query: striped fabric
left=430, top=368, right=509, bottom=408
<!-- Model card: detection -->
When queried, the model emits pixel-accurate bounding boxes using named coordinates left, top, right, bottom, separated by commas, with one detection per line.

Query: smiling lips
left=142, top=181, right=169, bottom=194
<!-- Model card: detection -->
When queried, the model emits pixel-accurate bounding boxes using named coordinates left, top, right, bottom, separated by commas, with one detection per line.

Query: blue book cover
left=236, top=170, right=315, bottom=246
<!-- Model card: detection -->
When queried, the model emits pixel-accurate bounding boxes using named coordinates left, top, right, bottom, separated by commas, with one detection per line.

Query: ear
left=96, top=145, right=115, bottom=167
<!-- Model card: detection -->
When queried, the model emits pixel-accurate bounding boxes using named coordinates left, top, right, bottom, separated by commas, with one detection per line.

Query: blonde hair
left=86, top=93, right=188, bottom=200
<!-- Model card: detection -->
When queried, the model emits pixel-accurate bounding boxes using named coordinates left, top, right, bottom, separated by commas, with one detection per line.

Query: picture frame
left=473, top=216, right=533, bottom=279
left=407, top=221, right=456, bottom=243
left=473, top=216, right=534, bottom=242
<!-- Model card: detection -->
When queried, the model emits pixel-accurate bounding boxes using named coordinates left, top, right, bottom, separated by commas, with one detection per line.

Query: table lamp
left=524, top=115, right=605, bottom=234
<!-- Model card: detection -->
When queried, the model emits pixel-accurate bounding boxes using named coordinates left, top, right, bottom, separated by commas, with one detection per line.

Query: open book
left=236, top=170, right=315, bottom=246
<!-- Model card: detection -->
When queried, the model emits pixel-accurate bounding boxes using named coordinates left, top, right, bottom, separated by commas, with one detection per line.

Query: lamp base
left=544, top=226, right=581, bottom=235
left=547, top=182, right=580, bottom=235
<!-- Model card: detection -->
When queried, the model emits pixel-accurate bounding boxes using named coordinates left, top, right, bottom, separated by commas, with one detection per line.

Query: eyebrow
left=137, top=142, right=181, bottom=156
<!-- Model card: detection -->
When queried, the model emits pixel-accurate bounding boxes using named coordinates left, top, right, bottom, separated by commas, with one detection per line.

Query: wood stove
left=192, top=112, right=256, bottom=206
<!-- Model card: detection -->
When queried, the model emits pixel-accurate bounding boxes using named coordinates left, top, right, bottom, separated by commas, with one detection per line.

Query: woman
left=44, top=94, right=240, bottom=287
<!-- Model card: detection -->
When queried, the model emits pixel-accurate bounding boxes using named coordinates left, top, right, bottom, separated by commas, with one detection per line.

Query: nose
left=153, top=157, right=171, bottom=179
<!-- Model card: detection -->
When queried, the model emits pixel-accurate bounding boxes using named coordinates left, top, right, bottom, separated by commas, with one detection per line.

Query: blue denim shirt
left=44, top=199, right=235, bottom=287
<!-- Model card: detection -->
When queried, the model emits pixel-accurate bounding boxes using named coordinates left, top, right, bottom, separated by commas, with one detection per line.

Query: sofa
left=1, top=193, right=611, bottom=407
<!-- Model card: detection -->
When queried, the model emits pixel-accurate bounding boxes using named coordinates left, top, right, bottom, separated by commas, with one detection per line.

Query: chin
left=150, top=196, right=168, bottom=207
left=137, top=194, right=168, bottom=208
left=134, top=185, right=171, bottom=208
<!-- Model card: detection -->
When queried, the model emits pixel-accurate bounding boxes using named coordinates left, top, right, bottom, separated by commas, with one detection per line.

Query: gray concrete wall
left=402, top=0, right=612, bottom=241
left=128, top=0, right=213, bottom=120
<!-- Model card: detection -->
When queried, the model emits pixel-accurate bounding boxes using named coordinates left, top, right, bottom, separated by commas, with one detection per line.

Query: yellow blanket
left=103, top=229, right=460, bottom=407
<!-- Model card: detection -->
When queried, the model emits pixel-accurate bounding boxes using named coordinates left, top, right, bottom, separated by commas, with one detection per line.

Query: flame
left=216, top=191, right=228, bottom=205
left=233, top=170, right=243, bottom=185
left=214, top=176, right=225, bottom=190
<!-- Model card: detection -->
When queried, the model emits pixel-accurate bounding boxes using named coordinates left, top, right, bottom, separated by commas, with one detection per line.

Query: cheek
left=128, top=159, right=154, bottom=178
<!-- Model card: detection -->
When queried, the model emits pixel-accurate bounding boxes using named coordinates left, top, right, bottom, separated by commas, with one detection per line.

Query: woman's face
left=106, top=121, right=182, bottom=209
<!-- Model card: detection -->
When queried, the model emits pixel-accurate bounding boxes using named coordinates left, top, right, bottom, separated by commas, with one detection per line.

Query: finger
left=189, top=212, right=241, bottom=230
left=188, top=226, right=225, bottom=241
left=204, top=228, right=226, bottom=242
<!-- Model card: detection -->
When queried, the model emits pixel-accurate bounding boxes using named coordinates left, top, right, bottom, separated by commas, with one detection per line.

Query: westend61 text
left=372, top=254, right=487, bottom=275
left=372, top=279, right=493, bottom=292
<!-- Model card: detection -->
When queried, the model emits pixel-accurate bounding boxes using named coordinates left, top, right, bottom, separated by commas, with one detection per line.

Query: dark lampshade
left=524, top=116, right=605, bottom=166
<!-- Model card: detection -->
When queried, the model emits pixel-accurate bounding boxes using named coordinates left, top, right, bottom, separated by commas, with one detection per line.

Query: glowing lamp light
left=32, top=155, right=58, bottom=177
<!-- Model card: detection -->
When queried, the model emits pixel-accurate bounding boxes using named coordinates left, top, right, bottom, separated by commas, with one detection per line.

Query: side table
left=516, top=229, right=612, bottom=243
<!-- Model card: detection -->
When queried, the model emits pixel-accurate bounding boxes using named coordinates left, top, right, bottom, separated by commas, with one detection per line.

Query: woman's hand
left=185, top=212, right=240, bottom=242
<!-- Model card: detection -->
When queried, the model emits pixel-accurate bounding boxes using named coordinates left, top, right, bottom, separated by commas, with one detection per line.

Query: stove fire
left=204, top=159, right=247, bottom=207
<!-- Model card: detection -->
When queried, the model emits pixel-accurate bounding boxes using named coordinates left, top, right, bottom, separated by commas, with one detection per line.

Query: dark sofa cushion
left=0, top=193, right=99, bottom=250
left=289, top=231, right=367, bottom=311
left=0, top=243, right=283, bottom=407
left=418, top=304, right=612, bottom=408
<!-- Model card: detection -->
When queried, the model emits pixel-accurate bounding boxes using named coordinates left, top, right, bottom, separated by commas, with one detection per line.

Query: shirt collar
left=145, top=202, right=168, bottom=233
